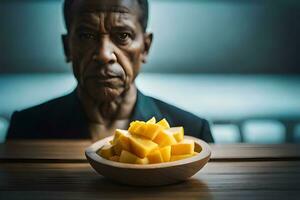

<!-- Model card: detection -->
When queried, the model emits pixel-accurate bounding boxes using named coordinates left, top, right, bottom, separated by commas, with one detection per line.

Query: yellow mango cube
left=156, top=118, right=170, bottom=129
left=165, top=127, right=184, bottom=142
left=135, top=157, right=149, bottom=164
left=129, top=135, right=158, bottom=158
left=98, top=144, right=114, bottom=159
left=128, top=120, right=139, bottom=134
left=147, top=149, right=164, bottom=164
left=170, top=153, right=195, bottom=162
left=119, top=150, right=140, bottom=164
left=159, top=146, right=171, bottom=162
left=119, top=150, right=149, bottom=164
left=153, top=130, right=177, bottom=147
left=171, top=139, right=194, bottom=155
left=128, top=121, right=147, bottom=135
left=131, top=122, right=162, bottom=140
left=113, top=130, right=131, bottom=155
left=111, top=129, right=129, bottom=145
left=146, top=117, right=156, bottom=124
left=144, top=123, right=164, bottom=140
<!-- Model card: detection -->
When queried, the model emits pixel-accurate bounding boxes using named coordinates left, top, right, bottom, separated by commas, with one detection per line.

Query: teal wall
left=1, top=73, right=300, bottom=143
left=0, top=0, right=299, bottom=74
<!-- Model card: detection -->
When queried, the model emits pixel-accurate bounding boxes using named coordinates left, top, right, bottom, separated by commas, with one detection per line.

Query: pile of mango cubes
left=98, top=117, right=199, bottom=164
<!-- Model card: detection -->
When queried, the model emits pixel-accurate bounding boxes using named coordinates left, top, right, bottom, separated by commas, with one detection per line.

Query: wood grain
left=0, top=140, right=91, bottom=161
left=1, top=162, right=300, bottom=200
left=1, top=141, right=300, bottom=199
left=1, top=140, right=300, bottom=162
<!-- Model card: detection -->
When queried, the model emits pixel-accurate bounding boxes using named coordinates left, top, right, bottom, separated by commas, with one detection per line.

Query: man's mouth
left=94, top=76, right=120, bottom=83
left=86, top=76, right=123, bottom=88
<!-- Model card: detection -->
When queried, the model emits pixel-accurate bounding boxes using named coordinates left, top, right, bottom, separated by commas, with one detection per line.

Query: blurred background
left=0, top=0, right=299, bottom=143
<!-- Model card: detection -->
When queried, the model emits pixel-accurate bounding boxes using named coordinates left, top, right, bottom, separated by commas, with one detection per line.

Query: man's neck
left=77, top=84, right=137, bottom=127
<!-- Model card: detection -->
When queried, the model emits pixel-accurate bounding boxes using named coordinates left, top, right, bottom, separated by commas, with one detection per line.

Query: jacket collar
left=130, top=89, right=163, bottom=122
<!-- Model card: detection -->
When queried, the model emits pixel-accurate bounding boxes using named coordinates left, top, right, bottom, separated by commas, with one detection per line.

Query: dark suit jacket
left=7, top=89, right=214, bottom=142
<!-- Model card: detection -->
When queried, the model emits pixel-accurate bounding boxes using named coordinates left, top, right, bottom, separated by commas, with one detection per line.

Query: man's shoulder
left=139, top=93, right=213, bottom=142
left=14, top=92, right=75, bottom=119
left=6, top=91, right=85, bottom=139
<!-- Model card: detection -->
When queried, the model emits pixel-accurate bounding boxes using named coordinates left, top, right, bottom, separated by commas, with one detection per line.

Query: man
left=7, top=0, right=214, bottom=142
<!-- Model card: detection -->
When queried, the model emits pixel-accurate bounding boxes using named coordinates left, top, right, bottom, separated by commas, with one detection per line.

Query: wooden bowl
left=85, top=135, right=211, bottom=186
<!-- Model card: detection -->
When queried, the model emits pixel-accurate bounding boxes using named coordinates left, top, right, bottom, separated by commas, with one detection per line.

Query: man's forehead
left=71, top=0, right=140, bottom=16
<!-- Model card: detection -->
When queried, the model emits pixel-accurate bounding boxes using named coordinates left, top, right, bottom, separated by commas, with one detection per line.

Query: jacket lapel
left=130, top=90, right=163, bottom=122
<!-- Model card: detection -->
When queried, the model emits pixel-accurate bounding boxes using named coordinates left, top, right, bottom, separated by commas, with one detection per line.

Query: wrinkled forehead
left=71, top=0, right=141, bottom=19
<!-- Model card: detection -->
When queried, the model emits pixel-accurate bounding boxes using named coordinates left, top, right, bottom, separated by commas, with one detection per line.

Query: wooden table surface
left=1, top=140, right=300, bottom=200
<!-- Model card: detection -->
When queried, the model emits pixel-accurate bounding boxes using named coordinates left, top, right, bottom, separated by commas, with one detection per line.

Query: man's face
left=67, top=0, right=152, bottom=102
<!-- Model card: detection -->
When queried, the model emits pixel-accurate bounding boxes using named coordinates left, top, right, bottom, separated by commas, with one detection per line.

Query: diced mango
left=147, top=149, right=164, bottom=164
left=156, top=118, right=170, bottom=129
left=119, top=150, right=140, bottom=164
left=129, top=135, right=158, bottom=158
left=128, top=121, right=147, bottom=135
left=153, top=130, right=177, bottom=147
left=112, top=129, right=129, bottom=145
left=128, top=120, right=139, bottom=134
left=170, top=154, right=195, bottom=162
left=132, top=123, right=162, bottom=140
left=171, top=139, right=194, bottom=155
left=165, top=127, right=184, bottom=142
left=98, top=144, right=114, bottom=159
left=109, top=155, right=120, bottom=162
left=146, top=117, right=156, bottom=124
left=119, top=150, right=148, bottom=164
left=135, top=157, right=149, bottom=164
left=113, top=130, right=131, bottom=155
left=159, top=146, right=171, bottom=162
left=98, top=116, right=200, bottom=164
left=145, top=123, right=164, bottom=140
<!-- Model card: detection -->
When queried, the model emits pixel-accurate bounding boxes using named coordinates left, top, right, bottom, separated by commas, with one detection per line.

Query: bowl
left=85, top=135, right=211, bottom=186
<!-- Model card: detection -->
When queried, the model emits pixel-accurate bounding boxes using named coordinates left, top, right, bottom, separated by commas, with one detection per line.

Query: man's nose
left=92, top=36, right=117, bottom=65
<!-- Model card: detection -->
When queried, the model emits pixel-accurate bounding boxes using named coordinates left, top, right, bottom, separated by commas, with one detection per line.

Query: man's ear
left=62, top=34, right=71, bottom=63
left=142, top=33, right=153, bottom=63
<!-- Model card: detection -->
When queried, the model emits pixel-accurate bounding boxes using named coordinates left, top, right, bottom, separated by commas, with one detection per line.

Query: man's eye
left=79, top=32, right=97, bottom=40
left=116, top=32, right=131, bottom=43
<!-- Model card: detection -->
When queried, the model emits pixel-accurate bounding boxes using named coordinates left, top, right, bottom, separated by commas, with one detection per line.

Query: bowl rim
left=85, top=135, right=211, bottom=169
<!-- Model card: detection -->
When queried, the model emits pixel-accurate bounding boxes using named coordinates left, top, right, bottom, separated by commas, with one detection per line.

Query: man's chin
left=87, top=86, right=125, bottom=102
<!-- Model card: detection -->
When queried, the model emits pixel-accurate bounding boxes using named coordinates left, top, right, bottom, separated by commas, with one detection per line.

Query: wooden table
left=1, top=141, right=300, bottom=200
